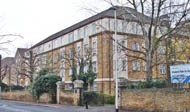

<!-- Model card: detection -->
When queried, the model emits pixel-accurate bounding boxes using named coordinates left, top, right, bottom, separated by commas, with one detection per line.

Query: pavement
left=0, top=100, right=129, bottom=112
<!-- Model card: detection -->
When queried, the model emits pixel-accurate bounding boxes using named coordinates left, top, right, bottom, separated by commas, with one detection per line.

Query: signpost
left=170, top=64, right=190, bottom=83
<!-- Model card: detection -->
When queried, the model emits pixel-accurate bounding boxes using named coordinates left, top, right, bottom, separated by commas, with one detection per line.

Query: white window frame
left=68, top=49, right=73, bottom=59
left=69, top=67, right=72, bottom=76
left=61, top=49, right=65, bottom=60
left=92, top=41, right=97, bottom=56
left=159, top=64, right=166, bottom=74
left=41, top=55, right=46, bottom=65
left=158, top=46, right=166, bottom=55
left=92, top=61, right=97, bottom=73
left=122, top=60, right=127, bottom=71
left=132, top=61, right=140, bottom=71
left=77, top=46, right=81, bottom=57
left=132, top=41, right=140, bottom=51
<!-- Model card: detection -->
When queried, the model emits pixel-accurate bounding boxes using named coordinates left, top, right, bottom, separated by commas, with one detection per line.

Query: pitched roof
left=16, top=48, right=28, bottom=58
left=31, top=6, right=150, bottom=49
left=1, top=57, right=15, bottom=68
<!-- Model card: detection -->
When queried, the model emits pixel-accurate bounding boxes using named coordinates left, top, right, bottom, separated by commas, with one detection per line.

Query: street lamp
left=110, top=6, right=119, bottom=112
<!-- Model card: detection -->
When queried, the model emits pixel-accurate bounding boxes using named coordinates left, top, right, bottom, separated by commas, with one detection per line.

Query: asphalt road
left=0, top=100, right=118, bottom=112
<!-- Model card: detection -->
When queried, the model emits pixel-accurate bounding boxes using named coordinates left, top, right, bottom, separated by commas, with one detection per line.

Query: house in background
left=1, top=57, right=17, bottom=85
left=15, top=48, right=28, bottom=86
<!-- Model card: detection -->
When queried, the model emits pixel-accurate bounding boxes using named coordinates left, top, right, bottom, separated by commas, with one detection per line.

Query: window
left=92, top=41, right=97, bottom=56
left=53, top=53, right=59, bottom=64
left=68, top=32, right=74, bottom=43
left=84, top=64, right=88, bottom=72
left=159, top=64, right=166, bottom=74
left=92, top=23, right=96, bottom=35
left=84, top=26, right=89, bottom=38
left=143, top=62, right=147, bottom=71
left=122, top=21, right=127, bottom=32
left=68, top=49, right=73, bottom=59
left=120, top=40, right=126, bottom=50
left=61, top=49, right=65, bottom=60
left=84, top=44, right=88, bottom=55
left=77, top=66, right=80, bottom=75
left=132, top=61, right=140, bottom=71
left=61, top=68, right=65, bottom=81
left=77, top=46, right=81, bottom=57
left=69, top=67, right=72, bottom=76
left=78, top=29, right=81, bottom=39
left=132, top=41, right=140, bottom=50
left=122, top=60, right=126, bottom=71
left=158, top=46, right=166, bottom=55
left=93, top=82, right=97, bottom=91
left=41, top=55, right=46, bottom=65
left=92, top=61, right=97, bottom=72
left=142, top=40, right=145, bottom=49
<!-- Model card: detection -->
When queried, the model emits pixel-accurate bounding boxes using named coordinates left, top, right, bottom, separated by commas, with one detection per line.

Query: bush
left=0, top=82, right=9, bottom=92
left=125, top=79, right=167, bottom=89
left=83, top=92, right=115, bottom=105
left=31, top=72, right=61, bottom=103
left=9, top=85, right=24, bottom=91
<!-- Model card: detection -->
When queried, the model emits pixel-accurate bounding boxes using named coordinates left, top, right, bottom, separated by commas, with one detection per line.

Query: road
left=0, top=100, right=119, bottom=112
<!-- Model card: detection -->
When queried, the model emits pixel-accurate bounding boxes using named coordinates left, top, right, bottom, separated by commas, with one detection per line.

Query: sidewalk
left=2, top=100, right=123, bottom=112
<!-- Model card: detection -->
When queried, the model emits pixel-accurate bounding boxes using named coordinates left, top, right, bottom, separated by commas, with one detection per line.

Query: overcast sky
left=0, top=0, right=111, bottom=58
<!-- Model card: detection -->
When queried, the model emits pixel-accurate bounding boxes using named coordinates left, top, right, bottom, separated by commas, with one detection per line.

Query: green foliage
left=9, top=85, right=24, bottom=91
left=35, top=68, right=50, bottom=81
left=31, top=71, right=61, bottom=103
left=78, top=71, right=96, bottom=90
left=0, top=82, right=8, bottom=92
left=124, top=79, right=167, bottom=89
left=98, top=93, right=115, bottom=104
left=71, top=65, right=77, bottom=82
left=83, top=92, right=115, bottom=105
left=73, top=60, right=97, bottom=90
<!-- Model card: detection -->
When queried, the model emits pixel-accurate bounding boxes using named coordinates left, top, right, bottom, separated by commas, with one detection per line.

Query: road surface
left=0, top=100, right=119, bottom=112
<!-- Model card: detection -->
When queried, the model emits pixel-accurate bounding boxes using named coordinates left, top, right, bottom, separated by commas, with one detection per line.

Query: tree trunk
left=146, top=50, right=153, bottom=82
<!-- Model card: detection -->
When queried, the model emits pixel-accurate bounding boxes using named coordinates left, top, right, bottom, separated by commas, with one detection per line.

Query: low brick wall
left=57, top=90, right=79, bottom=106
left=119, top=88, right=190, bottom=112
left=0, top=91, right=51, bottom=103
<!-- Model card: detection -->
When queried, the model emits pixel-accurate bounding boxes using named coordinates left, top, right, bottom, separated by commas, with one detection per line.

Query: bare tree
left=86, top=0, right=190, bottom=82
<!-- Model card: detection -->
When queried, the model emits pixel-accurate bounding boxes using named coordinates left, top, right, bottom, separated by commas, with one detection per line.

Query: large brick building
left=28, top=6, right=190, bottom=94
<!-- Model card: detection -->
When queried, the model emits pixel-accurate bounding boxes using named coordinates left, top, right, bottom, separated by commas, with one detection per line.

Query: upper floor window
left=69, top=67, right=72, bottom=76
left=61, top=49, right=65, bottom=60
left=68, top=49, right=73, bottom=59
left=158, top=46, right=166, bottom=55
left=84, top=26, right=90, bottom=38
left=120, top=40, right=126, bottom=50
left=122, top=21, right=127, bottom=32
left=41, top=55, right=46, bottom=65
left=92, top=61, right=97, bottom=73
left=53, top=53, right=59, bottom=64
left=132, top=61, right=140, bottom=71
left=92, top=41, right=97, bottom=56
left=122, top=60, right=126, bottom=71
left=92, top=23, right=96, bottom=35
left=132, top=41, right=140, bottom=51
left=143, top=62, right=147, bottom=71
left=93, top=82, right=97, bottom=91
left=68, top=32, right=74, bottom=43
left=78, top=29, right=81, bottom=39
left=77, top=46, right=81, bottom=57
left=159, top=64, right=166, bottom=74
left=84, top=44, right=88, bottom=55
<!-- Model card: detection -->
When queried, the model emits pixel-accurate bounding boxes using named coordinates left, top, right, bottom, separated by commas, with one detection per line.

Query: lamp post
left=112, top=6, right=119, bottom=112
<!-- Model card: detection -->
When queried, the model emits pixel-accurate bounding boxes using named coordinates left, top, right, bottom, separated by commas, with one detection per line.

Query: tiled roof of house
left=31, top=6, right=151, bottom=49
left=17, top=48, right=28, bottom=58
left=1, top=57, right=15, bottom=68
